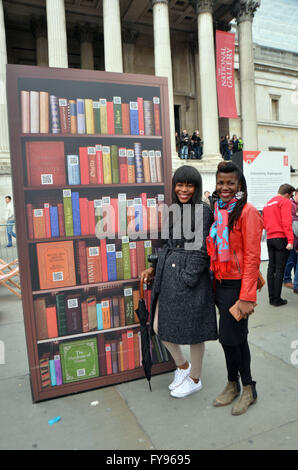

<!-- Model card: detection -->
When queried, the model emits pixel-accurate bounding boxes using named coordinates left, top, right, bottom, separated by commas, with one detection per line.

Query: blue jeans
left=6, top=220, right=16, bottom=246
left=283, top=249, right=297, bottom=284
left=180, top=145, right=188, bottom=159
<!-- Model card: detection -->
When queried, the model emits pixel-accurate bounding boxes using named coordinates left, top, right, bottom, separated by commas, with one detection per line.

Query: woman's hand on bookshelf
left=140, top=267, right=155, bottom=285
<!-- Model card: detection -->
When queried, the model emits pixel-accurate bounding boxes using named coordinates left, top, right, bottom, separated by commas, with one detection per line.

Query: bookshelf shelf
left=7, top=64, right=174, bottom=402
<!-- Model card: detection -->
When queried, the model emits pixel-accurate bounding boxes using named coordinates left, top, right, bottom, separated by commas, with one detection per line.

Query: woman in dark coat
left=141, top=166, right=218, bottom=398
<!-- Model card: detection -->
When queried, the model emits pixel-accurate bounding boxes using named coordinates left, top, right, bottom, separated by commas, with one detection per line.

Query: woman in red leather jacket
left=207, top=161, right=263, bottom=415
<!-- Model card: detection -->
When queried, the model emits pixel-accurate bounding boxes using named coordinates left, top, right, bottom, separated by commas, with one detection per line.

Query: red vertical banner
left=216, top=30, right=238, bottom=119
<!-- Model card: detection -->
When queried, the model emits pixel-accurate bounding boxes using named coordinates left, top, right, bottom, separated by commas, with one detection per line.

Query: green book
left=118, top=193, right=127, bottom=236
left=124, top=286, right=134, bottom=325
left=121, top=236, right=131, bottom=279
left=63, top=189, right=74, bottom=236
left=59, top=337, right=99, bottom=384
left=116, top=251, right=124, bottom=280
left=93, top=101, right=101, bottom=133
left=144, top=240, right=152, bottom=269
left=111, top=145, right=119, bottom=183
left=56, top=293, right=68, bottom=336
left=113, top=96, right=122, bottom=135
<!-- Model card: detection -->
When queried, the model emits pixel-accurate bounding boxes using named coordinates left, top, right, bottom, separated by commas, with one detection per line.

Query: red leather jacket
left=215, top=203, right=263, bottom=302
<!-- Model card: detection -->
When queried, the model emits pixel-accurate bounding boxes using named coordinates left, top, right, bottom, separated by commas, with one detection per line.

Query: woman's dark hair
left=171, top=165, right=202, bottom=205
left=216, top=161, right=248, bottom=231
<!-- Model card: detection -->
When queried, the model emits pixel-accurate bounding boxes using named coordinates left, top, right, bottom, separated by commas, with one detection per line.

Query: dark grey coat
left=150, top=203, right=218, bottom=345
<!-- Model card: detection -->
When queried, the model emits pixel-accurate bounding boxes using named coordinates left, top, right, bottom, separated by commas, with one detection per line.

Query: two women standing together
left=141, top=161, right=263, bottom=416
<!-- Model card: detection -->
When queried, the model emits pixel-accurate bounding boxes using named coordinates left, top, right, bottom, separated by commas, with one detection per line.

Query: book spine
left=50, top=95, right=60, bottom=134
left=144, top=100, right=154, bottom=136
left=153, top=97, right=161, bottom=136
left=54, top=355, right=63, bottom=385
left=149, top=150, right=157, bottom=183
left=63, top=189, right=74, bottom=237
left=113, top=96, right=122, bottom=135
left=137, top=97, right=144, bottom=135
left=88, top=200, right=96, bottom=235
left=118, top=147, right=128, bottom=184
left=142, top=150, right=151, bottom=183
left=127, top=330, right=135, bottom=370
left=133, top=290, right=140, bottom=323
left=102, top=146, right=112, bottom=184
left=81, top=300, right=89, bottom=332
left=93, top=101, right=101, bottom=133
left=46, top=305, right=58, bottom=338
left=30, top=91, right=39, bottom=133
left=26, top=203, right=34, bottom=240
left=94, top=199, right=103, bottom=237
left=21, top=90, right=30, bottom=133
left=86, top=246, right=101, bottom=284
left=141, top=192, right=148, bottom=233
left=134, top=198, right=143, bottom=232
left=105, top=343, right=112, bottom=375
left=129, top=101, right=139, bottom=135
left=134, top=142, right=144, bottom=183
left=76, top=240, right=88, bottom=285
left=76, top=98, right=86, bottom=134
left=118, top=193, right=127, bottom=237
left=69, top=99, right=77, bottom=134
left=59, top=98, right=70, bottom=133
left=126, top=199, right=135, bottom=235
left=111, top=144, right=119, bottom=183
left=99, top=99, right=108, bottom=134
left=107, top=101, right=115, bottom=134
left=98, top=335, right=107, bottom=376
left=121, top=103, right=130, bottom=135
left=112, top=297, right=120, bottom=328
left=127, top=149, right=135, bottom=183
left=56, top=293, right=68, bottom=336
left=106, top=244, right=117, bottom=281
left=144, top=240, right=153, bottom=269
left=34, top=297, right=48, bottom=340
left=136, top=241, right=145, bottom=278
left=155, top=150, right=163, bottom=182
left=101, top=300, right=111, bottom=329
left=85, top=99, right=95, bottom=134
left=121, top=236, right=131, bottom=279
left=50, top=206, right=59, bottom=238
left=95, top=145, right=104, bottom=184
left=100, top=239, right=108, bottom=282
left=96, top=303, right=103, bottom=330
left=88, top=146, right=97, bottom=184
left=39, top=91, right=49, bottom=133
left=79, top=198, right=89, bottom=235
left=67, top=155, right=80, bottom=185
left=65, top=296, right=82, bottom=334
left=57, top=203, right=65, bottom=236
left=71, top=191, right=81, bottom=236
left=87, top=296, right=97, bottom=331
left=116, top=251, right=124, bottom=280
left=111, top=340, right=118, bottom=374
left=33, top=208, right=46, bottom=239
left=79, top=147, right=89, bottom=185
left=129, top=242, right=138, bottom=279
left=49, top=359, right=57, bottom=386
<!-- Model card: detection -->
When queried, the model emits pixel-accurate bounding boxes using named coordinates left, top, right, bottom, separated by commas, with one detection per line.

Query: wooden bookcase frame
left=6, top=64, right=175, bottom=402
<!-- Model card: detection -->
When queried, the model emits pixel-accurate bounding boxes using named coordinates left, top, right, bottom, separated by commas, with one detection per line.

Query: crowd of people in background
left=176, top=130, right=243, bottom=161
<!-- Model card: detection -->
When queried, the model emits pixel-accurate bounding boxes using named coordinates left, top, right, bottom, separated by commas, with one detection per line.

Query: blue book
left=129, top=102, right=139, bottom=135
left=96, top=303, right=103, bottom=330
left=76, top=98, right=86, bottom=134
left=134, top=198, right=143, bottom=232
left=106, top=244, right=117, bottom=281
left=50, top=206, right=59, bottom=237
left=71, top=191, right=81, bottom=236
left=67, top=155, right=80, bottom=185
left=49, top=359, right=57, bottom=386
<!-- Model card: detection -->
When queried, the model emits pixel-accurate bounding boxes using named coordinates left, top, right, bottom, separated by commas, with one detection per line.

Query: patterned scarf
left=206, top=197, right=238, bottom=276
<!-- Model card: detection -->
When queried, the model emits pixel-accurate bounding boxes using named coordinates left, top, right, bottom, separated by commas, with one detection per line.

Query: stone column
left=234, top=0, right=260, bottom=150
left=122, top=27, right=139, bottom=74
left=76, top=24, right=95, bottom=70
left=103, top=0, right=123, bottom=72
left=0, top=0, right=10, bottom=169
left=190, top=0, right=220, bottom=159
left=31, top=17, right=49, bottom=67
left=152, top=0, right=177, bottom=162
left=46, top=0, right=68, bottom=68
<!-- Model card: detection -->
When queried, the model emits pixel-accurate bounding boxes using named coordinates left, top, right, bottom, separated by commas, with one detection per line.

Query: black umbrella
left=135, top=282, right=153, bottom=391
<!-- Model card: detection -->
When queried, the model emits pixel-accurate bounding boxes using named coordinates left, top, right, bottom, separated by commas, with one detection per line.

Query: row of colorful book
left=39, top=330, right=169, bottom=387
left=34, top=286, right=152, bottom=340
left=27, top=191, right=164, bottom=240
left=35, top=239, right=153, bottom=290
left=21, top=91, right=161, bottom=136
left=26, top=141, right=163, bottom=187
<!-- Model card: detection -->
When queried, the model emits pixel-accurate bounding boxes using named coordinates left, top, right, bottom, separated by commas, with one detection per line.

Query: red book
left=129, top=242, right=138, bottom=279
left=141, top=193, right=148, bottom=233
left=95, top=145, right=104, bottom=184
left=121, top=103, right=130, bottom=135
left=33, top=208, right=46, bottom=239
left=105, top=343, right=113, bottom=375
left=79, top=198, right=89, bottom=235
left=26, top=141, right=66, bottom=187
left=75, top=240, right=88, bottom=285
left=107, top=101, right=115, bottom=134
left=86, top=246, right=102, bottom=284
left=26, top=203, right=34, bottom=240
left=58, top=98, right=70, bottom=133
left=46, top=305, right=58, bottom=338
left=88, top=200, right=95, bottom=235
left=97, top=335, right=107, bottom=376
left=110, top=198, right=118, bottom=235
left=88, top=147, right=97, bottom=184
left=79, top=146, right=89, bottom=185
left=81, top=300, right=89, bottom=333
left=57, top=203, right=65, bottom=236
left=136, top=241, right=145, bottom=278
left=100, top=239, right=108, bottom=282
left=137, top=97, right=144, bottom=135
left=43, top=203, right=51, bottom=238
left=121, top=331, right=129, bottom=371
left=119, top=148, right=128, bottom=184
left=126, top=330, right=135, bottom=370
left=153, top=97, right=161, bottom=136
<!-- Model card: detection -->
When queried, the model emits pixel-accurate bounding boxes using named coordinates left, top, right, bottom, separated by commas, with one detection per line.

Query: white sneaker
left=168, top=363, right=191, bottom=391
left=170, top=376, right=202, bottom=398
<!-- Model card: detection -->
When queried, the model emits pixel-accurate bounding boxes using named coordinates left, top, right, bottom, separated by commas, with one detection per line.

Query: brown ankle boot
left=231, top=381, right=257, bottom=415
left=213, top=381, right=240, bottom=407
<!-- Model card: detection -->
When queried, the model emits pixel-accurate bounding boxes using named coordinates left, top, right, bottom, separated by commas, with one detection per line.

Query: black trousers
left=222, top=340, right=252, bottom=386
left=267, top=238, right=289, bottom=302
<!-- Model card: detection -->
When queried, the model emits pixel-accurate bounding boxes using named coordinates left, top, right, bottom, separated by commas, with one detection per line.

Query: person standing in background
left=262, top=184, right=295, bottom=306
left=283, top=188, right=298, bottom=293
left=5, top=196, right=16, bottom=248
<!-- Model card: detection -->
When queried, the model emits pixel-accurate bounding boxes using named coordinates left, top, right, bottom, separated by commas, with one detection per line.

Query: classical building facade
left=0, top=0, right=297, bottom=227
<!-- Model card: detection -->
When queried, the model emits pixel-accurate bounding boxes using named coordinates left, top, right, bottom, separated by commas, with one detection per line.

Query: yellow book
left=99, top=98, right=108, bottom=134
left=85, top=99, right=95, bottom=134
left=102, top=146, right=112, bottom=184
